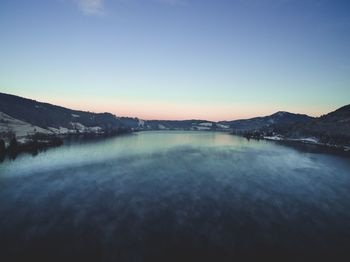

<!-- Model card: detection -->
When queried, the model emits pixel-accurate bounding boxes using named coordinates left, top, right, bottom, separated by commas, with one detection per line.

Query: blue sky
left=0, top=0, right=349, bottom=120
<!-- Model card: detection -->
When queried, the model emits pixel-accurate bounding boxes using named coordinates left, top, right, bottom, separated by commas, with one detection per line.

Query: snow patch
left=48, top=127, right=71, bottom=134
left=0, top=112, right=52, bottom=138
left=89, top=126, right=103, bottom=133
left=290, top=137, right=319, bottom=144
left=198, top=122, right=212, bottom=127
left=70, top=122, right=86, bottom=131
left=195, top=126, right=211, bottom=130
left=264, top=135, right=284, bottom=141
left=217, top=124, right=230, bottom=129
left=138, top=120, right=145, bottom=127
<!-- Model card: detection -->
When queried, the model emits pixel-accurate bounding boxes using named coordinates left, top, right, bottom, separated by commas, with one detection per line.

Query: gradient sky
left=1, top=0, right=349, bottom=120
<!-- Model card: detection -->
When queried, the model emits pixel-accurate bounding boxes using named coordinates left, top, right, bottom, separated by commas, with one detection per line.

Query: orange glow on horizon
left=39, top=95, right=325, bottom=122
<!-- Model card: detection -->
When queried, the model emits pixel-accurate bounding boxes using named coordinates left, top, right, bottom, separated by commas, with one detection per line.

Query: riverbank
left=236, top=131, right=350, bottom=156
left=0, top=127, right=133, bottom=161
left=264, top=135, right=350, bottom=152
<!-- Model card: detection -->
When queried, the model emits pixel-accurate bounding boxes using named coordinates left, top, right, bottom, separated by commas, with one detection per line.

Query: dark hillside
left=0, top=92, right=122, bottom=129
left=219, top=111, right=314, bottom=132
left=284, top=105, right=350, bottom=145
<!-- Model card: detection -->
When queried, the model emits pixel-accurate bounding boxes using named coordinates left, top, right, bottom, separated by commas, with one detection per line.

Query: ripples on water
left=0, top=131, right=350, bottom=261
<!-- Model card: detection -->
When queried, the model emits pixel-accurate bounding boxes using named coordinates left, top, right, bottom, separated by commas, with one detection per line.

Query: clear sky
left=0, top=0, right=349, bottom=120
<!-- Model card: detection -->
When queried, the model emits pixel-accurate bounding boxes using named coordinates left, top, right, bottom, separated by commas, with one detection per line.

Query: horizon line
left=0, top=91, right=337, bottom=122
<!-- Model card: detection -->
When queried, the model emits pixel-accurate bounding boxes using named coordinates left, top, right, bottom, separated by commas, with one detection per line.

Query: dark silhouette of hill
left=281, top=105, right=350, bottom=145
left=219, top=111, right=314, bottom=132
left=0, top=92, right=122, bottom=130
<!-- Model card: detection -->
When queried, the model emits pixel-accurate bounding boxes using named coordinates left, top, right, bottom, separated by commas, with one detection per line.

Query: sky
left=0, top=0, right=349, bottom=121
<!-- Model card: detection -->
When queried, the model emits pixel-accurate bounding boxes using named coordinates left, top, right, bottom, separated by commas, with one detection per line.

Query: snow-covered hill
left=0, top=112, right=51, bottom=138
left=0, top=92, right=124, bottom=132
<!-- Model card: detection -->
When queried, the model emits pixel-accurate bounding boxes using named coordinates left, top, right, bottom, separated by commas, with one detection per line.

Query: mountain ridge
left=1, top=92, right=349, bottom=149
left=218, top=111, right=314, bottom=132
left=0, top=92, right=124, bottom=131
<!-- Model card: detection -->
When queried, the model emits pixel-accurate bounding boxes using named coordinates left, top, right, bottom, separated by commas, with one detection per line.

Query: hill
left=281, top=105, right=350, bottom=146
left=219, top=111, right=314, bottom=132
left=0, top=92, right=126, bottom=131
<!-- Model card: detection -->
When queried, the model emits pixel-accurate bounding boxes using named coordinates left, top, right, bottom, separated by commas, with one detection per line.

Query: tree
left=0, top=139, right=5, bottom=155
left=8, top=136, right=18, bottom=151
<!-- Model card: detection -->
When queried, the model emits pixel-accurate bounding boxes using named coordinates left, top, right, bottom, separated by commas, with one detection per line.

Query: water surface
left=1, top=131, right=350, bottom=261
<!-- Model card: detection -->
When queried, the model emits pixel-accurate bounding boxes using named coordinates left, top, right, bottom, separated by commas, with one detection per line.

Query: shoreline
left=263, top=136, right=350, bottom=156
left=0, top=129, right=133, bottom=161
left=236, top=132, right=350, bottom=156
left=264, top=135, right=350, bottom=151
left=2, top=130, right=350, bottom=161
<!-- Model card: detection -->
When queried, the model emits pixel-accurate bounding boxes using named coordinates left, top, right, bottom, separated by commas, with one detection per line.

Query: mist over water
left=1, top=131, right=350, bottom=261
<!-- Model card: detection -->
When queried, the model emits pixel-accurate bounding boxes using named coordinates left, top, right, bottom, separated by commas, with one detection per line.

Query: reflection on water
left=0, top=131, right=350, bottom=261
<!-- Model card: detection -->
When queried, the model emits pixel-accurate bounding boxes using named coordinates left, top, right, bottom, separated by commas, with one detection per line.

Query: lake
left=1, top=131, right=350, bottom=261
